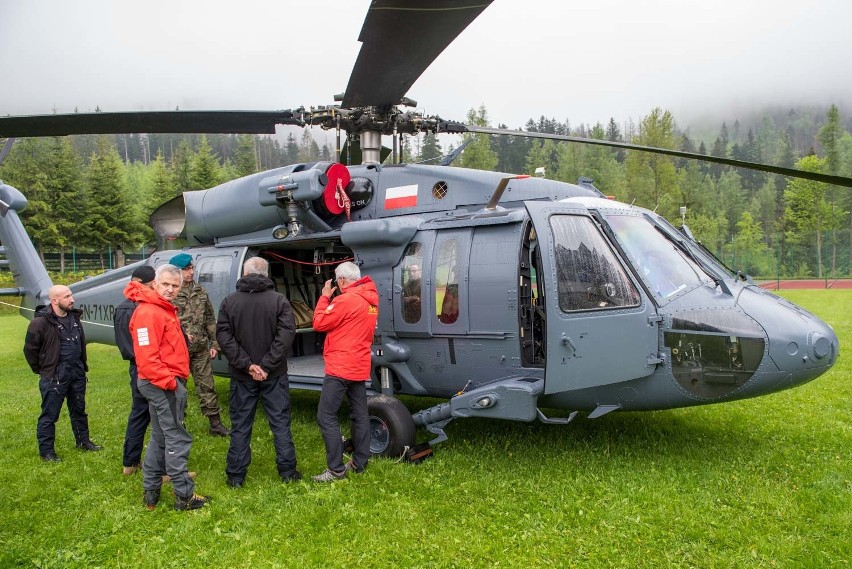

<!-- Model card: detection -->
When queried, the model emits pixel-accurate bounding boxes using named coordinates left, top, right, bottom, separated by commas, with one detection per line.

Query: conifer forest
left=1, top=103, right=850, bottom=279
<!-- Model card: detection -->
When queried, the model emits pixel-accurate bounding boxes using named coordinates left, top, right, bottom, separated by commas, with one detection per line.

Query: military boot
left=174, top=492, right=209, bottom=511
left=208, top=414, right=230, bottom=437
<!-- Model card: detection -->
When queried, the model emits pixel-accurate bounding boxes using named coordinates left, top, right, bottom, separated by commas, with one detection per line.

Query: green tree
left=731, top=211, right=769, bottom=275
left=0, top=138, right=52, bottom=259
left=688, top=212, right=728, bottom=258
left=86, top=137, right=142, bottom=267
left=233, top=134, right=259, bottom=177
left=554, top=140, right=585, bottom=183
left=457, top=105, right=498, bottom=171
left=817, top=104, right=845, bottom=274
left=298, top=131, right=320, bottom=162
left=150, top=150, right=178, bottom=209
left=419, top=132, right=443, bottom=164
left=676, top=161, right=714, bottom=219
left=191, top=134, right=222, bottom=189
left=783, top=155, right=841, bottom=278
left=716, top=170, right=746, bottom=237
left=173, top=140, right=194, bottom=192
left=525, top=139, right=559, bottom=179
left=625, top=108, right=679, bottom=217
left=284, top=133, right=300, bottom=164
left=580, top=123, right=626, bottom=198
left=47, top=137, right=85, bottom=270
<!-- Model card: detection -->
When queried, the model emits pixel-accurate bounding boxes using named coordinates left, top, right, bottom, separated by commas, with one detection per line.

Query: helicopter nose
left=737, top=288, right=839, bottom=392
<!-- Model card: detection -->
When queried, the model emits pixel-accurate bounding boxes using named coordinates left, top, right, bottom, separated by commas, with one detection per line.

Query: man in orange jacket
left=311, top=261, right=379, bottom=482
left=126, top=264, right=209, bottom=511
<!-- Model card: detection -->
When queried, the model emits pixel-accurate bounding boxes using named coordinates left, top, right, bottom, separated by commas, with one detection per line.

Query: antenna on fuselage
left=485, top=175, right=531, bottom=211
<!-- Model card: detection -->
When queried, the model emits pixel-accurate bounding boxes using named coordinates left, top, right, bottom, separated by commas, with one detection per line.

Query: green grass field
left=0, top=290, right=849, bottom=568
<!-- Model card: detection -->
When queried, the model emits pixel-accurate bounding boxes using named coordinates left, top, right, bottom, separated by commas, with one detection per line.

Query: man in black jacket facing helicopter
left=216, top=256, right=299, bottom=487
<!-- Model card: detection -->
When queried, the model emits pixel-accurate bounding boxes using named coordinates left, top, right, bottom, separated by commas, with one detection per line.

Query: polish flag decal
left=384, top=184, right=418, bottom=209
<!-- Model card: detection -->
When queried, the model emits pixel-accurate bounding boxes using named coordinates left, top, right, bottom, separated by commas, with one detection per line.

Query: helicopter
left=0, top=0, right=846, bottom=461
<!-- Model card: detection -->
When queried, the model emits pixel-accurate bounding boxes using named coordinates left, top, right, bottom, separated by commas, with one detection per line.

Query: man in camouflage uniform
left=169, top=253, right=230, bottom=437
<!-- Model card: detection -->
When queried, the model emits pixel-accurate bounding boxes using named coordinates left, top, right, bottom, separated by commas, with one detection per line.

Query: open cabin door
left=524, top=201, right=659, bottom=394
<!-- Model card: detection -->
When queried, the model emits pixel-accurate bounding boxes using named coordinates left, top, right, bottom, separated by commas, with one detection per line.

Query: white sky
left=2, top=0, right=851, bottom=136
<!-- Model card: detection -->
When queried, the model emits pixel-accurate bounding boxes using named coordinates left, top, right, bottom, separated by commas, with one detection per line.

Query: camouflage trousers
left=188, top=349, right=221, bottom=417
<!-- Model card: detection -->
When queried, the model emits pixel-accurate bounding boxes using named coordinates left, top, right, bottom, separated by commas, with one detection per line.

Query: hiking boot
left=162, top=471, right=197, bottom=484
left=143, top=489, right=160, bottom=511
left=344, top=460, right=365, bottom=474
left=208, top=415, right=230, bottom=437
left=281, top=470, right=303, bottom=483
left=311, top=468, right=346, bottom=483
left=226, top=478, right=244, bottom=488
left=40, top=451, right=62, bottom=462
left=174, top=493, right=210, bottom=511
left=76, top=440, right=103, bottom=452
left=122, top=464, right=140, bottom=476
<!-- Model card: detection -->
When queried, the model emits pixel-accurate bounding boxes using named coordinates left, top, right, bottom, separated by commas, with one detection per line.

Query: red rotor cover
left=321, top=163, right=351, bottom=215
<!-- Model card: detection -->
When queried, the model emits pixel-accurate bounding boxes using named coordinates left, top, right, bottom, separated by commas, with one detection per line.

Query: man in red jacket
left=311, top=261, right=379, bottom=482
left=126, top=264, right=209, bottom=511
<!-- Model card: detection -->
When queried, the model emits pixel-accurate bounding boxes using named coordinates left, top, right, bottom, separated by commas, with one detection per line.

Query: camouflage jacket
left=173, top=281, right=219, bottom=353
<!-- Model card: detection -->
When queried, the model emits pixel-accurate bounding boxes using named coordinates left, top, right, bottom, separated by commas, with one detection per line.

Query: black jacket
left=23, top=305, right=88, bottom=379
left=216, top=274, right=296, bottom=382
left=113, top=297, right=137, bottom=361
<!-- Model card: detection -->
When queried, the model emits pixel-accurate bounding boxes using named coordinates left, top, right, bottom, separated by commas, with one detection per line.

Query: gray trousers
left=138, top=379, right=195, bottom=499
left=317, top=375, right=370, bottom=472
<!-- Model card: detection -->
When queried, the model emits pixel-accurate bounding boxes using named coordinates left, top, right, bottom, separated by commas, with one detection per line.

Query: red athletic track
left=758, top=279, right=852, bottom=290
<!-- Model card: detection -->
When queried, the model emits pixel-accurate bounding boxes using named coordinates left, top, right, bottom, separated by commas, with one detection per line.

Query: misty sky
left=2, top=0, right=851, bottom=135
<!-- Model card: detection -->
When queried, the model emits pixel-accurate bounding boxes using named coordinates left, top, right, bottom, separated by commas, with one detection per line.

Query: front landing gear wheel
left=367, top=394, right=415, bottom=457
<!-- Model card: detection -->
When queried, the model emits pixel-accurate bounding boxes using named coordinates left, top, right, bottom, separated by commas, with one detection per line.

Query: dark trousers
left=317, top=375, right=370, bottom=472
left=122, top=361, right=151, bottom=467
left=227, top=375, right=298, bottom=482
left=138, top=379, right=194, bottom=498
left=37, top=373, right=89, bottom=455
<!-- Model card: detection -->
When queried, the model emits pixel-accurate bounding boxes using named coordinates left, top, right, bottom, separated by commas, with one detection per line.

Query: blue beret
left=169, top=253, right=194, bottom=269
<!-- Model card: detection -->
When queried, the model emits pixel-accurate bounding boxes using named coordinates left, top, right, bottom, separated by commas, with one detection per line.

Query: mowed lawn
left=0, top=290, right=849, bottom=568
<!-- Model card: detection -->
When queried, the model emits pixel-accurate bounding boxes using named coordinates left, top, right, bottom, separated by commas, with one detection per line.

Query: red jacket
left=313, top=276, right=379, bottom=381
left=125, top=281, right=190, bottom=391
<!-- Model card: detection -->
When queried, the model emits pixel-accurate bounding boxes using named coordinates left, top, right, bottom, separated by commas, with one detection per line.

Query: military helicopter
left=1, top=0, right=847, bottom=461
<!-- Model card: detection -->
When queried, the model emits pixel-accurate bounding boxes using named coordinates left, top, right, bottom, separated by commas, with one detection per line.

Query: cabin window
left=401, top=242, right=423, bottom=324
left=550, top=216, right=640, bottom=312
left=195, top=255, right=234, bottom=312
left=435, top=239, right=460, bottom=324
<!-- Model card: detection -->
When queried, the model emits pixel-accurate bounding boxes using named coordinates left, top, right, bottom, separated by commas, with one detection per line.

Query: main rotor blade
left=0, top=138, right=15, bottom=166
left=0, top=110, right=305, bottom=138
left=462, top=125, right=852, bottom=188
left=342, top=0, right=494, bottom=108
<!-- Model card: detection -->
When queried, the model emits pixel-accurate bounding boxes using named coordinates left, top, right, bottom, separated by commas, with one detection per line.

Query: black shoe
left=226, top=478, right=244, bottom=488
left=40, top=451, right=62, bottom=462
left=143, top=489, right=160, bottom=511
left=174, top=493, right=210, bottom=511
left=281, top=470, right=303, bottom=483
left=76, top=440, right=103, bottom=452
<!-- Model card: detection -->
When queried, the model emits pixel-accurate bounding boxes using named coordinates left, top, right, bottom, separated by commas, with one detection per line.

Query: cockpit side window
left=607, top=214, right=714, bottom=300
left=550, top=215, right=640, bottom=312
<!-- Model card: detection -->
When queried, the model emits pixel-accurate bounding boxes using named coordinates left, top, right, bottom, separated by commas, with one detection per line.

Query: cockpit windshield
left=607, top=215, right=715, bottom=300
